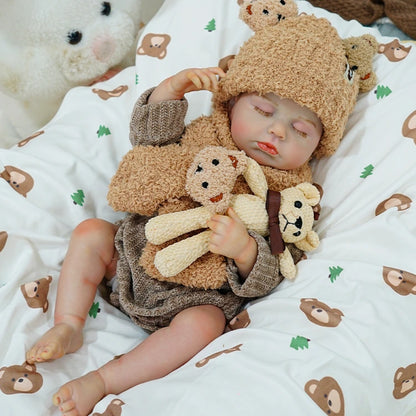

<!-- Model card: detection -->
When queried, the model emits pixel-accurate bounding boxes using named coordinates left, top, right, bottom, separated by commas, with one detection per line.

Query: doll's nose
left=268, top=120, right=286, bottom=140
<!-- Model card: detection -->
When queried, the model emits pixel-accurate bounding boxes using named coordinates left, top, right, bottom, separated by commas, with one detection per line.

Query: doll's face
left=229, top=93, right=323, bottom=170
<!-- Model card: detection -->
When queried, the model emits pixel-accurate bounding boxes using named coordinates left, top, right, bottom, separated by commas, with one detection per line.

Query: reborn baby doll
left=107, top=14, right=378, bottom=328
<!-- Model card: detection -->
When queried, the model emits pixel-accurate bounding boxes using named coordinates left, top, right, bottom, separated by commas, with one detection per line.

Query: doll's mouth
left=258, top=142, right=278, bottom=155
left=210, top=193, right=223, bottom=203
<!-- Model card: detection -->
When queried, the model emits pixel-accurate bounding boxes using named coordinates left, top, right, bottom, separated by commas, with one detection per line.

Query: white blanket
left=0, top=1, right=415, bottom=415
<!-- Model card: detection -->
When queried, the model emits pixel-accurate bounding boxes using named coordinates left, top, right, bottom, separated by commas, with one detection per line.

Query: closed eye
left=254, top=106, right=273, bottom=117
left=293, top=126, right=308, bottom=138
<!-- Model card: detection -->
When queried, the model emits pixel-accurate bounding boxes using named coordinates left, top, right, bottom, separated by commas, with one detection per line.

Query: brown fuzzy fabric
left=308, top=0, right=416, bottom=39
left=307, top=0, right=384, bottom=25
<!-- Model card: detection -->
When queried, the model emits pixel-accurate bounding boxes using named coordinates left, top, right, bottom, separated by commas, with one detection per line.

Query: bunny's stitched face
left=185, top=146, right=247, bottom=214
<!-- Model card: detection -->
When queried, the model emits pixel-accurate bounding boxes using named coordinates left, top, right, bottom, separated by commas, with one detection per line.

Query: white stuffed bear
left=0, top=0, right=145, bottom=146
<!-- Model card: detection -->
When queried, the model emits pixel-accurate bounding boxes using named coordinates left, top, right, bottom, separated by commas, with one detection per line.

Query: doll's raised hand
left=149, top=67, right=226, bottom=103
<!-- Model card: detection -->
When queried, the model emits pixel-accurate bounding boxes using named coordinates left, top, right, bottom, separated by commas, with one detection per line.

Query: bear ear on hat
left=238, top=0, right=299, bottom=32
left=343, top=34, right=378, bottom=93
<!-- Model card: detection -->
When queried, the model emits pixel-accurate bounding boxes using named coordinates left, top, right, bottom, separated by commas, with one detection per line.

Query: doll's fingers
left=207, top=215, right=229, bottom=234
left=205, top=68, right=225, bottom=90
left=207, top=72, right=221, bottom=91
left=186, top=71, right=203, bottom=89
left=207, top=67, right=226, bottom=78
left=195, top=69, right=217, bottom=90
left=227, top=207, right=244, bottom=225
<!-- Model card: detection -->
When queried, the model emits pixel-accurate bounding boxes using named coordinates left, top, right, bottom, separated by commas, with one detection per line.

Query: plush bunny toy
left=144, top=146, right=320, bottom=288
left=0, top=0, right=143, bottom=144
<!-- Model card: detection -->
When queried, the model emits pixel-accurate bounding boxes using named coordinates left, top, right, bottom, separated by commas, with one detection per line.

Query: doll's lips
left=210, top=193, right=223, bottom=203
left=258, top=142, right=278, bottom=155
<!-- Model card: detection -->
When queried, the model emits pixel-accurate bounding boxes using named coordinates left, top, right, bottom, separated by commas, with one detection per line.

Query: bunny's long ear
left=243, top=157, right=268, bottom=201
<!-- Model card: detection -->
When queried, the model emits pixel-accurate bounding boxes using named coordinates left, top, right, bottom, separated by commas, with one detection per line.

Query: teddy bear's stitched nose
left=294, top=217, right=303, bottom=229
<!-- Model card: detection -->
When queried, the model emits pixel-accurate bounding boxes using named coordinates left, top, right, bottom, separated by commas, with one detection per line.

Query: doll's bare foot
left=53, top=371, right=106, bottom=416
left=26, top=323, right=83, bottom=363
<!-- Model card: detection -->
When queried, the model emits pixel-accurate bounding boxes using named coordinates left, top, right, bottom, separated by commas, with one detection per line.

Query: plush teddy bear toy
left=0, top=0, right=143, bottom=144
left=144, top=146, right=320, bottom=288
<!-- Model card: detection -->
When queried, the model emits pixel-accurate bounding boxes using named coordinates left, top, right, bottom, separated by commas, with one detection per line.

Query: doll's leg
left=26, top=219, right=118, bottom=364
left=53, top=305, right=225, bottom=416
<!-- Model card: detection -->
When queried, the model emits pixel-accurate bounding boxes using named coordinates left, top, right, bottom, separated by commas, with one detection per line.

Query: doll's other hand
left=207, top=208, right=257, bottom=278
left=207, top=208, right=251, bottom=260
left=149, top=67, right=225, bottom=103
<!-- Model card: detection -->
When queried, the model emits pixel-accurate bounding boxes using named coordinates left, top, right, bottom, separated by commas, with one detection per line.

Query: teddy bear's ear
left=295, top=183, right=321, bottom=206
left=343, top=34, right=378, bottom=93
left=295, top=230, right=320, bottom=252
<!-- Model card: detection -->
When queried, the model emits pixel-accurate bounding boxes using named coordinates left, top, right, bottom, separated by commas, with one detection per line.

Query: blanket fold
left=307, top=0, right=416, bottom=38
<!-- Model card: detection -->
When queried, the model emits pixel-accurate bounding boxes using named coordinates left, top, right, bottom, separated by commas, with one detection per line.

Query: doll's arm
left=227, top=232, right=284, bottom=297
left=129, top=87, right=188, bottom=147
left=129, top=67, right=225, bottom=147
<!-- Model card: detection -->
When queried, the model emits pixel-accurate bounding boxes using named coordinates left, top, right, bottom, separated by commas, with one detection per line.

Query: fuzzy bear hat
left=213, top=14, right=363, bottom=159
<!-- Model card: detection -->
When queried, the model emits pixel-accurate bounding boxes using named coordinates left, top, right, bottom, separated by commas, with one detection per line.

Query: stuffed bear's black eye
left=202, top=182, right=209, bottom=189
left=294, top=200, right=302, bottom=208
left=67, top=30, right=83, bottom=45
left=293, top=231, right=301, bottom=237
left=262, top=9, right=269, bottom=15
left=212, top=159, right=219, bottom=166
left=196, top=165, right=203, bottom=173
left=280, top=0, right=286, bottom=5
left=101, top=2, right=111, bottom=16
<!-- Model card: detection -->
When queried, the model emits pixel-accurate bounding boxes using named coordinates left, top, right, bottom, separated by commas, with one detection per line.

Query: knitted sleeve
left=129, top=87, right=189, bottom=147
left=226, top=231, right=284, bottom=298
